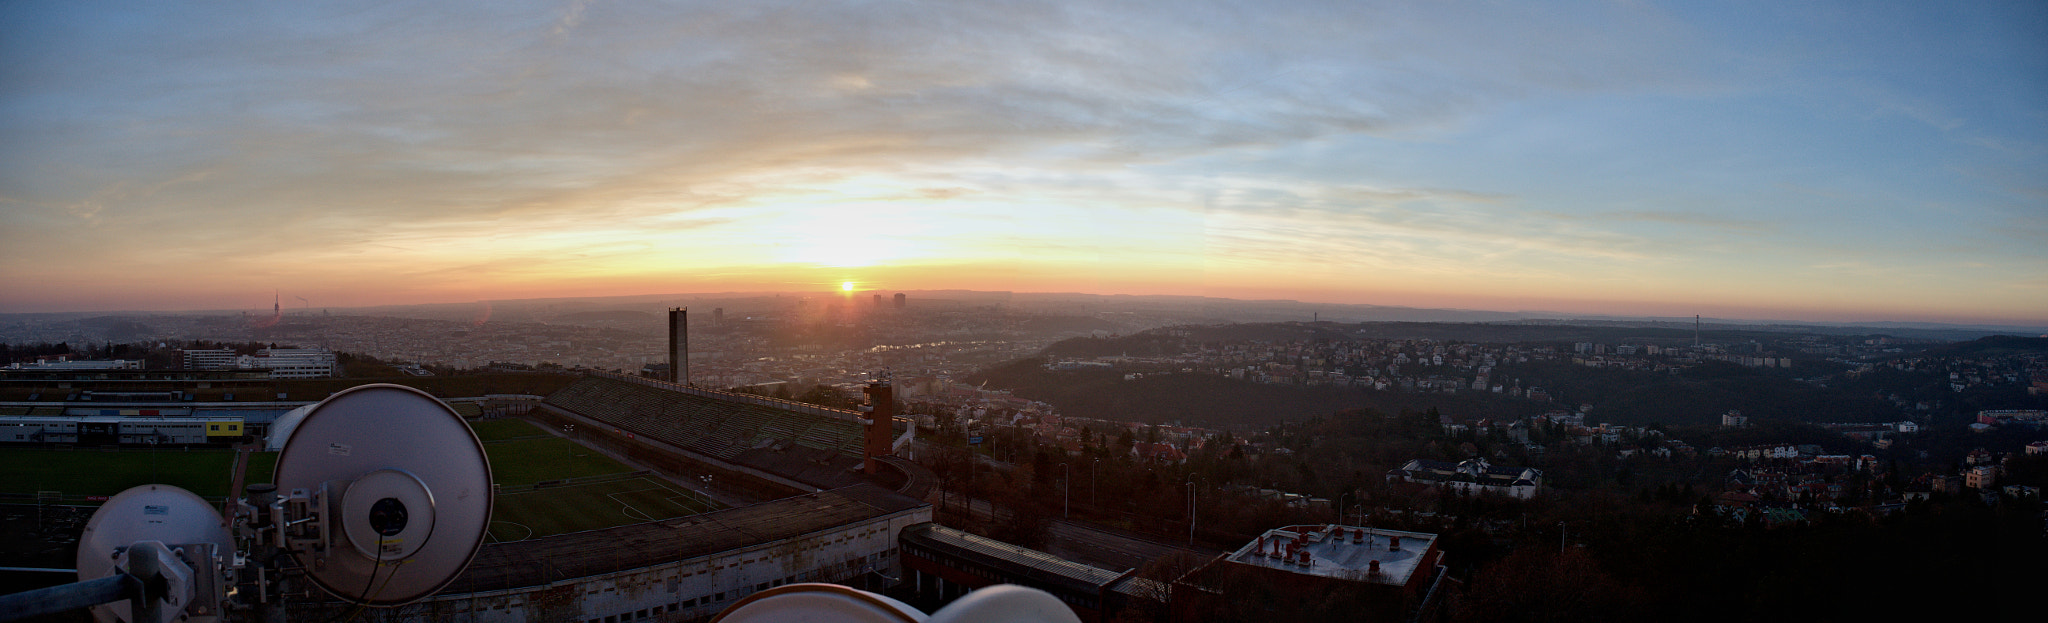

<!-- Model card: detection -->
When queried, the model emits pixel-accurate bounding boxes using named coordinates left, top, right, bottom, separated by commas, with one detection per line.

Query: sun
left=841, top=281, right=856, bottom=292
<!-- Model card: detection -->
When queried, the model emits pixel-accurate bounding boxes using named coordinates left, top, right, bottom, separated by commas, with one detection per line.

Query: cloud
left=2, top=1, right=2041, bottom=321
left=1538, top=209, right=1773, bottom=234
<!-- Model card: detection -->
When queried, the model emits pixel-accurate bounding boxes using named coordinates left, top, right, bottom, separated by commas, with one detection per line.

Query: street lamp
left=1092, top=458, right=1100, bottom=508
left=563, top=423, right=576, bottom=458
left=1060, top=463, right=1070, bottom=519
left=1339, top=492, right=1351, bottom=526
left=1186, top=480, right=1197, bottom=546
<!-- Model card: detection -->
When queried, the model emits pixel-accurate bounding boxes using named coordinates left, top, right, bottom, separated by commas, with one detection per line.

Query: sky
left=2, top=1, right=2044, bottom=325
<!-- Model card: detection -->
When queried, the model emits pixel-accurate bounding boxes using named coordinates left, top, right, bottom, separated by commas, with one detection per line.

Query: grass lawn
left=245, top=451, right=278, bottom=487
left=488, top=476, right=724, bottom=541
left=469, top=418, right=543, bottom=442
left=484, top=436, right=635, bottom=486
left=2, top=422, right=728, bottom=540
left=0, top=448, right=239, bottom=499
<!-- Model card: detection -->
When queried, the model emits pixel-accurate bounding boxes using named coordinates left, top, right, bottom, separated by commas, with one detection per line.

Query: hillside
left=1913, top=335, right=2048, bottom=358
left=967, top=358, right=1542, bottom=428
left=1497, top=361, right=1899, bottom=425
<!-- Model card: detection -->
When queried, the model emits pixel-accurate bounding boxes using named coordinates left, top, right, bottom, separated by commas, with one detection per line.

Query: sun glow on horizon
left=841, top=281, right=855, bottom=292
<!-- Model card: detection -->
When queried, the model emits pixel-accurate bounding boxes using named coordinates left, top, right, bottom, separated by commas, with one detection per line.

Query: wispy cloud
left=0, top=1, right=2042, bottom=321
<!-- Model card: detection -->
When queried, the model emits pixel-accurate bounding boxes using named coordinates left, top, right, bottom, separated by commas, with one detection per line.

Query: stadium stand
left=543, top=375, right=868, bottom=463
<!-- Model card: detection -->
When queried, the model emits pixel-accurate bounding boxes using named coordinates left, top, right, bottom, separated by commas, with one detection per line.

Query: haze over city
left=3, top=1, right=2044, bottom=325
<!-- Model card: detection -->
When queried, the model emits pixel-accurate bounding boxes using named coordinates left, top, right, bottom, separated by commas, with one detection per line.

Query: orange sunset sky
left=3, top=2, right=2044, bottom=326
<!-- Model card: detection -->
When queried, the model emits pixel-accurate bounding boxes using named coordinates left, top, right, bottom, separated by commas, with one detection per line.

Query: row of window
left=579, top=543, right=897, bottom=623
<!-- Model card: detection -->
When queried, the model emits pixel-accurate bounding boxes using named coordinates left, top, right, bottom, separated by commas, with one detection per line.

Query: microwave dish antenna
left=74, top=484, right=234, bottom=623
left=271, top=383, right=493, bottom=605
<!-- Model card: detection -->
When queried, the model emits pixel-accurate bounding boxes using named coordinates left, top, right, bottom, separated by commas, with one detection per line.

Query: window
left=638, top=609, right=649, bottom=618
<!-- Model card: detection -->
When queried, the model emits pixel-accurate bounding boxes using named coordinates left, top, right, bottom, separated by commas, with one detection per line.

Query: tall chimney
left=668, top=307, right=689, bottom=385
left=860, top=374, right=894, bottom=474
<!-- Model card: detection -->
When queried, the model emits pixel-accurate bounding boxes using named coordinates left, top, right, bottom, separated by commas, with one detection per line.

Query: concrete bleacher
left=543, top=375, right=867, bottom=463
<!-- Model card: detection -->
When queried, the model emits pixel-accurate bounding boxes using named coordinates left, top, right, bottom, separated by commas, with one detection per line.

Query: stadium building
left=316, top=372, right=936, bottom=622
left=5, top=367, right=1176, bottom=622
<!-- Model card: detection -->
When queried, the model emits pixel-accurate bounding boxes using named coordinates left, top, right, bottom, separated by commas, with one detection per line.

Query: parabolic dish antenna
left=75, top=484, right=232, bottom=623
left=273, top=384, right=493, bottom=605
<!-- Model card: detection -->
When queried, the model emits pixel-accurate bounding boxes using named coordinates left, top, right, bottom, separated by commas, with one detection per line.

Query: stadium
left=1, top=370, right=955, bottom=622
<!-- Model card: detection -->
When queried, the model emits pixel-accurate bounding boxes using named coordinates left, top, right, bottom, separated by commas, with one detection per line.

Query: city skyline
left=3, top=1, right=2044, bottom=325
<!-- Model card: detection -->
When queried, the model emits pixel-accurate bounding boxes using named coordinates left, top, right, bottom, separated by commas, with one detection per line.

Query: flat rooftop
left=901, top=523, right=1128, bottom=594
left=1225, top=525, right=1437, bottom=586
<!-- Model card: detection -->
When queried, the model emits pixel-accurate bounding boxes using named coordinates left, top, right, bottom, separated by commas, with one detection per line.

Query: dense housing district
left=2, top=311, right=2044, bottom=620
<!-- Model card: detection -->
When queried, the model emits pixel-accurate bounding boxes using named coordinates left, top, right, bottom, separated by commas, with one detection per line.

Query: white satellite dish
left=714, top=584, right=926, bottom=623
left=272, top=384, right=493, bottom=605
left=75, top=484, right=233, bottom=623
left=712, top=584, right=1083, bottom=623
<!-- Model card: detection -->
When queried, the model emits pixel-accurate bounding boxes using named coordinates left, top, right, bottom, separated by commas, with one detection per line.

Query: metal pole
left=128, top=545, right=164, bottom=623
left=0, top=574, right=142, bottom=620
left=1187, top=481, right=1196, bottom=546
left=1339, top=492, right=1351, bottom=526
left=1061, top=463, right=1070, bottom=519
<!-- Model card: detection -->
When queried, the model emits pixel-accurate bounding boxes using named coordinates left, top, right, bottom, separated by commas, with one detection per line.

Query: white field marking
left=493, top=476, right=638, bottom=496
left=488, top=521, right=534, bottom=542
left=608, top=479, right=693, bottom=520
left=664, top=495, right=714, bottom=515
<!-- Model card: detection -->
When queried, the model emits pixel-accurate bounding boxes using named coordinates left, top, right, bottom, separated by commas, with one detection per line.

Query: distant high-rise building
left=712, top=307, right=724, bottom=327
left=668, top=307, right=688, bottom=385
left=893, top=293, right=906, bottom=309
left=873, top=294, right=883, bottom=308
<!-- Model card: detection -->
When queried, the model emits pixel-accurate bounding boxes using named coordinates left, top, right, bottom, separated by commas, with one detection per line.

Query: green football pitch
left=488, top=476, right=725, bottom=542
left=1, top=418, right=728, bottom=538
left=0, top=447, right=241, bottom=499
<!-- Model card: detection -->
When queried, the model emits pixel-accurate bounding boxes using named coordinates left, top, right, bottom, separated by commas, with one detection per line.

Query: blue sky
left=2, top=1, right=2043, bottom=324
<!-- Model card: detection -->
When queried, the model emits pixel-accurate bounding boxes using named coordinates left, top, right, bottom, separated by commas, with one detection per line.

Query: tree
left=1452, top=548, right=1645, bottom=623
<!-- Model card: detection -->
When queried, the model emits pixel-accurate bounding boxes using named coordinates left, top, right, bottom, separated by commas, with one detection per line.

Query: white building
left=181, top=349, right=241, bottom=370
left=1386, top=458, right=1542, bottom=499
left=254, top=348, right=337, bottom=379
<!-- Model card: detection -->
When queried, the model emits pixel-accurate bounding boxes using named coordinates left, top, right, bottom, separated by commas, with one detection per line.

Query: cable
left=322, top=534, right=384, bottom=623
